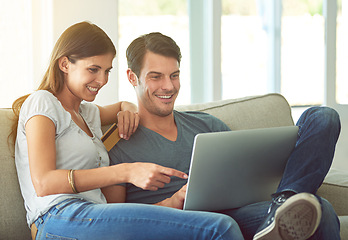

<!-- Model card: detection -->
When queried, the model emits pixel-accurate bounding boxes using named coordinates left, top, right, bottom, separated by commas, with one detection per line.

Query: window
left=336, top=0, right=347, bottom=104
left=118, top=0, right=190, bottom=105
left=220, top=0, right=326, bottom=106
left=281, top=0, right=325, bottom=106
left=221, top=0, right=268, bottom=100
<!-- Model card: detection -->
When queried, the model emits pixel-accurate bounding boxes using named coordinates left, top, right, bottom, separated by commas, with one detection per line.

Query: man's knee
left=300, top=106, right=341, bottom=138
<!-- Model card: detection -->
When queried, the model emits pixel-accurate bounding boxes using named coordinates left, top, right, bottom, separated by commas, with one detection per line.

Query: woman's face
left=62, top=53, right=114, bottom=102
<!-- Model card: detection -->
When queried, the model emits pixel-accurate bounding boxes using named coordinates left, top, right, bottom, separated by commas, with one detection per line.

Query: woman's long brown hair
left=9, top=21, right=116, bottom=147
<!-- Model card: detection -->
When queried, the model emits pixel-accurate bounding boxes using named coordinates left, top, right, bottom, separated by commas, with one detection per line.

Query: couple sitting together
left=12, top=21, right=341, bottom=239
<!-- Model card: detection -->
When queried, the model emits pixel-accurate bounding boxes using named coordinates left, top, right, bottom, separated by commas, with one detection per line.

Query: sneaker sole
left=253, top=193, right=321, bottom=240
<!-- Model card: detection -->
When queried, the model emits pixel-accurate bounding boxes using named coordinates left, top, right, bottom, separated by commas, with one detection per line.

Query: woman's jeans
left=34, top=198, right=243, bottom=240
left=34, top=107, right=341, bottom=240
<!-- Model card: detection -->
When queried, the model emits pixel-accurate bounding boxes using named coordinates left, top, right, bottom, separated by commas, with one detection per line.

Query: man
left=109, top=32, right=341, bottom=239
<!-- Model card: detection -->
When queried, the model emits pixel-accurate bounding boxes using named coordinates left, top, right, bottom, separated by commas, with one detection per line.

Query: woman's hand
left=125, top=163, right=188, bottom=191
left=117, top=110, right=139, bottom=140
left=98, top=101, right=139, bottom=140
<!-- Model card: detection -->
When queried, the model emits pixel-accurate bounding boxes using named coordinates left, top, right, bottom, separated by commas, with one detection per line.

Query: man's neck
left=139, top=110, right=178, bottom=141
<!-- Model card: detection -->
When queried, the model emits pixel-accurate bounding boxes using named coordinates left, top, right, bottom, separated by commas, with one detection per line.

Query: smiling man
left=108, top=32, right=341, bottom=240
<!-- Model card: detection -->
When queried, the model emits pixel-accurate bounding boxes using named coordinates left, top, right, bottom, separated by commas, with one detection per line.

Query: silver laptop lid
left=183, top=126, right=299, bottom=211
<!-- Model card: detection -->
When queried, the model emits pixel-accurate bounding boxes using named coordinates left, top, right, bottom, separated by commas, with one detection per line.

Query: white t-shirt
left=15, top=90, right=109, bottom=226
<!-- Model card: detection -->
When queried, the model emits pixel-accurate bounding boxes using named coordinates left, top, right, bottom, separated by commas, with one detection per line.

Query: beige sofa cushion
left=175, top=93, right=294, bottom=130
left=0, top=109, right=31, bottom=239
left=339, top=216, right=348, bottom=238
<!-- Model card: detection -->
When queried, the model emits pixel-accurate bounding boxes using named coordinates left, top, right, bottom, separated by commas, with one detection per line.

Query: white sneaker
left=253, top=192, right=321, bottom=240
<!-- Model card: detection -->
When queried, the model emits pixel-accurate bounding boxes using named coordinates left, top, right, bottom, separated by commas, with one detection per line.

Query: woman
left=11, top=22, right=241, bottom=240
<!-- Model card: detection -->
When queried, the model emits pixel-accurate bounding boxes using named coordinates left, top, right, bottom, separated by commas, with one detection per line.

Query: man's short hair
left=126, top=32, right=182, bottom=77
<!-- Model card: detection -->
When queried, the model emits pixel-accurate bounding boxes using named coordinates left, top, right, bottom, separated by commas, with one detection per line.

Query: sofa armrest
left=317, top=168, right=348, bottom=216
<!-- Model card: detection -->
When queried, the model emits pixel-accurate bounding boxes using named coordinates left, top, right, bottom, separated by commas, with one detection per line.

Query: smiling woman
left=11, top=22, right=117, bottom=139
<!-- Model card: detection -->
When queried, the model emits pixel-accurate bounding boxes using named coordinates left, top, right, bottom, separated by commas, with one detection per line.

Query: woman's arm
left=97, top=102, right=139, bottom=140
left=26, top=115, right=187, bottom=197
left=26, top=115, right=130, bottom=196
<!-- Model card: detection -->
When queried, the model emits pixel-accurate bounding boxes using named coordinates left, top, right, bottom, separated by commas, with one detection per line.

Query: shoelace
left=267, top=194, right=288, bottom=214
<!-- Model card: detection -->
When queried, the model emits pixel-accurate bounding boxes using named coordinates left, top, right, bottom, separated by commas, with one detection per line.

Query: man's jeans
left=218, top=106, right=341, bottom=239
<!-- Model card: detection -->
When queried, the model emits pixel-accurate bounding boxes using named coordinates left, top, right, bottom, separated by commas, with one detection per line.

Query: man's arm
left=102, top=178, right=187, bottom=209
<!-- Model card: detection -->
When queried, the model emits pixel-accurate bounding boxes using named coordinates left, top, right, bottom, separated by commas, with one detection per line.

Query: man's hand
left=156, top=184, right=187, bottom=209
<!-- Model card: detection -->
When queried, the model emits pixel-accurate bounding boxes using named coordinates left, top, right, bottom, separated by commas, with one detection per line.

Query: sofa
left=1, top=93, right=347, bottom=239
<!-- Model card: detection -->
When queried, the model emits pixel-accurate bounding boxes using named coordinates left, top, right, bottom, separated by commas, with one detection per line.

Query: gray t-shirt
left=109, top=110, right=230, bottom=204
left=15, top=90, right=109, bottom=227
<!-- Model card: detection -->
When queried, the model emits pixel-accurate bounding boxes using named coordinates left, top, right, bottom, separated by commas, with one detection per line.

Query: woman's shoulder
left=21, top=90, right=70, bottom=129
left=24, top=90, right=59, bottom=107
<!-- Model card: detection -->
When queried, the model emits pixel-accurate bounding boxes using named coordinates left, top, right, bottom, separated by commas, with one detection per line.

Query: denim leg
left=276, top=106, right=341, bottom=194
left=218, top=196, right=340, bottom=240
left=34, top=198, right=244, bottom=240
left=308, top=196, right=341, bottom=240
left=217, top=201, right=270, bottom=240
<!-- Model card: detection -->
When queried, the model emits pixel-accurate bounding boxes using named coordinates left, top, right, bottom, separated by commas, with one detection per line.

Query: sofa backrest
left=175, top=93, right=294, bottom=130
left=0, top=108, right=31, bottom=239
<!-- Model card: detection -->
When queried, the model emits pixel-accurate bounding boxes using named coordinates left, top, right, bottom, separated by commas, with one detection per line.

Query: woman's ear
left=58, top=56, right=70, bottom=73
left=127, top=69, right=138, bottom=87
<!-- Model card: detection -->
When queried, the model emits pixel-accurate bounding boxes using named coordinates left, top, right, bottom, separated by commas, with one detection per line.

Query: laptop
left=183, top=126, right=299, bottom=211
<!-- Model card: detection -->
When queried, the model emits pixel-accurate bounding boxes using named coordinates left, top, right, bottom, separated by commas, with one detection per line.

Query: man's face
left=134, top=51, right=180, bottom=117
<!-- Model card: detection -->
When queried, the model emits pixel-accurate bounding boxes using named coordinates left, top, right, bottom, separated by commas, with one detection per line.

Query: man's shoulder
left=174, top=110, right=214, bottom=119
left=174, top=110, right=223, bottom=124
left=174, top=110, right=230, bottom=132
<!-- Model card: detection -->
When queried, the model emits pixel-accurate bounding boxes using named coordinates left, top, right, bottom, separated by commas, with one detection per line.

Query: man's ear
left=58, top=56, right=70, bottom=73
left=127, top=69, right=138, bottom=87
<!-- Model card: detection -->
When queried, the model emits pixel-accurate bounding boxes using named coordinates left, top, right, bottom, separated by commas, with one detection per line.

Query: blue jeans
left=217, top=106, right=341, bottom=239
left=34, top=198, right=243, bottom=240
